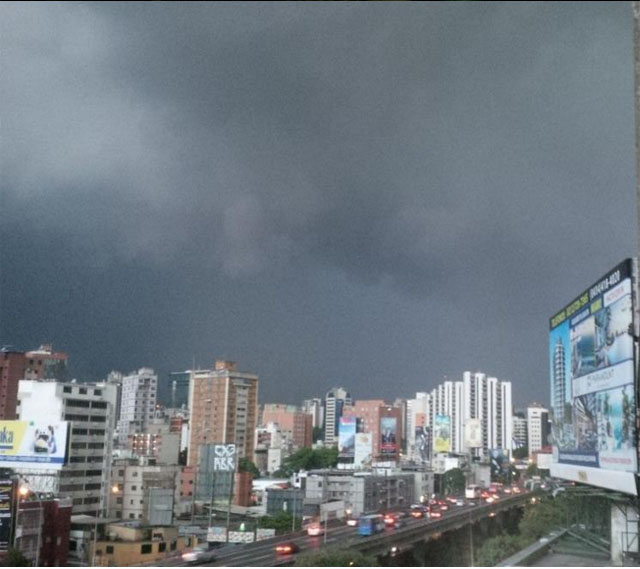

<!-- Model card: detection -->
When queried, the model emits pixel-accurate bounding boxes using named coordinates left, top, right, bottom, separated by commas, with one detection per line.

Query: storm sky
left=1, top=2, right=636, bottom=407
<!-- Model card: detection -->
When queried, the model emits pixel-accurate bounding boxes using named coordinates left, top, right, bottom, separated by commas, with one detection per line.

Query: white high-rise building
left=513, top=413, right=527, bottom=448
left=462, top=372, right=513, bottom=457
left=430, top=381, right=464, bottom=453
left=117, top=368, right=157, bottom=445
left=301, top=398, right=324, bottom=429
left=324, top=387, right=352, bottom=445
left=17, top=380, right=118, bottom=516
left=527, top=404, right=549, bottom=453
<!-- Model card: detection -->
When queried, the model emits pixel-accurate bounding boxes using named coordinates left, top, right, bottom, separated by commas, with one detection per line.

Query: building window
left=140, top=544, right=152, bottom=554
left=131, top=485, right=137, bottom=491
left=79, top=388, right=87, bottom=395
left=170, top=541, right=177, bottom=551
left=63, top=387, right=72, bottom=393
left=106, top=545, right=114, bottom=554
left=158, top=543, right=166, bottom=553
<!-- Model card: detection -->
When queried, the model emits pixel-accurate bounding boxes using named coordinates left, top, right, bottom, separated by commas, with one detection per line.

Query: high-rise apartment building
left=512, top=411, right=527, bottom=449
left=527, top=404, right=550, bottom=453
left=463, top=371, right=513, bottom=457
left=17, top=380, right=117, bottom=516
left=301, top=398, right=324, bottom=430
left=552, top=337, right=566, bottom=422
left=407, top=372, right=513, bottom=461
left=117, top=368, right=157, bottom=445
left=324, top=387, right=352, bottom=446
left=0, top=347, right=26, bottom=419
left=187, top=360, right=258, bottom=467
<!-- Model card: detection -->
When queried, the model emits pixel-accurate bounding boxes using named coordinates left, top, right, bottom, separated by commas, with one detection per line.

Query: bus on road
left=465, top=485, right=482, bottom=499
left=357, top=514, right=385, bottom=536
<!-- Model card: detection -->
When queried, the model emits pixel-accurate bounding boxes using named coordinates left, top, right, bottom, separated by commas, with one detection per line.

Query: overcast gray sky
left=1, top=2, right=636, bottom=407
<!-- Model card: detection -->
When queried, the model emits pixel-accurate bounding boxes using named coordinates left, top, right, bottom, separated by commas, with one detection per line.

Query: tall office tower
left=17, top=380, right=117, bottom=516
left=512, top=411, right=528, bottom=448
left=24, top=344, right=68, bottom=382
left=169, top=370, right=191, bottom=409
left=462, top=371, right=513, bottom=457
left=0, top=347, right=26, bottom=419
left=187, top=360, right=258, bottom=467
left=117, top=368, right=158, bottom=445
left=552, top=337, right=566, bottom=422
left=301, top=398, right=324, bottom=430
left=323, top=387, right=352, bottom=446
left=393, top=398, right=408, bottom=453
left=527, top=404, right=550, bottom=453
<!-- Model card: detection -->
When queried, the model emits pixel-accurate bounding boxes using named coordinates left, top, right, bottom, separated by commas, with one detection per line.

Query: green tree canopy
left=238, top=457, right=260, bottom=478
left=3, top=548, right=30, bottom=567
left=294, top=548, right=379, bottom=567
left=441, top=467, right=466, bottom=495
left=258, top=511, right=300, bottom=535
left=512, top=446, right=528, bottom=460
left=476, top=534, right=526, bottom=566
left=280, top=446, right=339, bottom=476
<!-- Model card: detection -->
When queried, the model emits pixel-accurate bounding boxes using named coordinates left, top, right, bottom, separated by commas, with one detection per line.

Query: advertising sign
left=0, top=421, right=68, bottom=470
left=549, top=259, right=637, bottom=495
left=207, top=527, right=227, bottom=542
left=212, top=444, right=236, bottom=472
left=434, top=415, right=451, bottom=453
left=490, top=448, right=506, bottom=479
left=338, top=417, right=356, bottom=458
left=354, top=433, right=372, bottom=468
left=256, top=528, right=276, bottom=541
left=415, top=426, right=431, bottom=463
left=0, top=479, right=13, bottom=552
left=380, top=417, right=397, bottom=456
left=464, top=418, right=482, bottom=449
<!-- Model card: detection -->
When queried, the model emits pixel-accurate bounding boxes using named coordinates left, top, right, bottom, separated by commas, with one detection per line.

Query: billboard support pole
left=225, top=472, right=235, bottom=543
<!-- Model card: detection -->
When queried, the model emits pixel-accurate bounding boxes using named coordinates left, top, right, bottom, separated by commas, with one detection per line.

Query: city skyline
left=2, top=2, right=635, bottom=409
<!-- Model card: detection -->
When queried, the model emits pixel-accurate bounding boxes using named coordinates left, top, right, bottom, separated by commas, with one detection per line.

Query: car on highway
left=181, top=544, right=216, bottom=564
left=306, top=523, right=325, bottom=537
left=275, top=542, right=300, bottom=556
left=383, top=512, right=407, bottom=528
left=410, top=504, right=429, bottom=519
left=429, top=505, right=443, bottom=519
left=346, top=517, right=358, bottom=527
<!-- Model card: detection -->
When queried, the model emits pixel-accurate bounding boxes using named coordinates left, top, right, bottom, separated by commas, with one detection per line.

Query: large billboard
left=415, top=425, right=431, bottom=463
left=464, top=418, right=482, bottom=449
left=0, top=421, right=68, bottom=470
left=549, top=259, right=637, bottom=495
left=0, top=479, right=13, bottom=552
left=434, top=415, right=451, bottom=453
left=380, top=417, right=397, bottom=456
left=354, top=433, right=372, bottom=468
left=338, top=417, right=356, bottom=458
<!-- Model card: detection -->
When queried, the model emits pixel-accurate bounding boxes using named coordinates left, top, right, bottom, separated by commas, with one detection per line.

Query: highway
left=157, top=490, right=538, bottom=567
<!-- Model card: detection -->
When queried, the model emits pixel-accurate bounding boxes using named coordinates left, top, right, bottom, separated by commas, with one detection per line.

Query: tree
left=441, top=467, right=466, bottom=495
left=238, top=457, right=260, bottom=479
left=475, top=534, right=525, bottom=566
left=312, top=426, right=324, bottom=443
left=279, top=447, right=339, bottom=476
left=3, top=548, right=30, bottom=567
left=294, top=548, right=379, bottom=567
left=512, top=446, right=528, bottom=460
left=258, top=511, right=301, bottom=535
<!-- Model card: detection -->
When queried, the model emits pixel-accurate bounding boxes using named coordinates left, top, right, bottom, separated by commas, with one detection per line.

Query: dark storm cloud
left=1, top=2, right=635, bottom=406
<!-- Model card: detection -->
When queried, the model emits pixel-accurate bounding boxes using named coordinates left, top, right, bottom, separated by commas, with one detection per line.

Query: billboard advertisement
left=549, top=258, right=637, bottom=495
left=338, top=417, right=356, bottom=458
left=464, top=418, right=482, bottom=449
left=0, top=421, right=68, bottom=470
left=415, top=425, right=431, bottom=463
left=354, top=433, right=372, bottom=468
left=434, top=415, right=451, bottom=453
left=490, top=448, right=507, bottom=479
left=380, top=417, right=397, bottom=456
left=0, top=479, right=13, bottom=552
left=212, top=444, right=236, bottom=472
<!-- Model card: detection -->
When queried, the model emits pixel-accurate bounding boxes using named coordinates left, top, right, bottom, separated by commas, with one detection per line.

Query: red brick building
left=0, top=348, right=26, bottom=419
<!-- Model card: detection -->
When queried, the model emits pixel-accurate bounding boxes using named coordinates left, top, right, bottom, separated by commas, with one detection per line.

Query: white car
left=307, top=524, right=325, bottom=537
left=182, top=544, right=215, bottom=564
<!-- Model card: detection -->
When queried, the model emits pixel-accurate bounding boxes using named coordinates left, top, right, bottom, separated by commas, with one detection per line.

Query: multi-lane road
left=156, top=489, right=537, bottom=567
